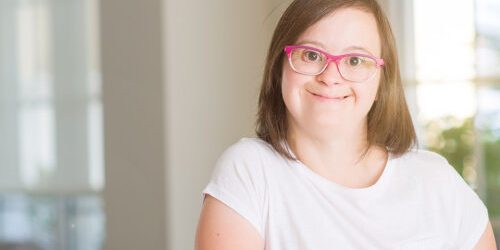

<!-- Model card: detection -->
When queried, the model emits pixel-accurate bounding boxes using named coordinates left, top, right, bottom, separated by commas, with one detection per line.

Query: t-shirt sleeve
left=201, top=140, right=267, bottom=237
left=446, top=163, right=490, bottom=249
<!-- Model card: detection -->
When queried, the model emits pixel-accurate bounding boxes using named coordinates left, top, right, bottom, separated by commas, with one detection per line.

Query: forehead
left=296, top=8, right=381, bottom=56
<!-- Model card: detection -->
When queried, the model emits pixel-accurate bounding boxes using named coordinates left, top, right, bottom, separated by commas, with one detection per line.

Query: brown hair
left=256, top=0, right=417, bottom=160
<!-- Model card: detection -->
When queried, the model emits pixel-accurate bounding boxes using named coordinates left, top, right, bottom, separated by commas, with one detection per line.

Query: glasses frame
left=283, top=45, right=385, bottom=82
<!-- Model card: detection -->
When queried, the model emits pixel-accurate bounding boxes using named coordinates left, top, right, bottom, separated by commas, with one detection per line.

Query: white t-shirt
left=201, top=137, right=489, bottom=250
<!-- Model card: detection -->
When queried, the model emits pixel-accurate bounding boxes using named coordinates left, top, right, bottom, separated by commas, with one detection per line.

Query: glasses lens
left=338, top=55, right=378, bottom=82
left=289, top=48, right=327, bottom=75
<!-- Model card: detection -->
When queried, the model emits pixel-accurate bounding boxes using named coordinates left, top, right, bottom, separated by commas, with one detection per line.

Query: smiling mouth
left=310, top=92, right=351, bottom=100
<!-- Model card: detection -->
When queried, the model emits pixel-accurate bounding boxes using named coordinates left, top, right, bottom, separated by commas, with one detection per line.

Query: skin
left=195, top=195, right=264, bottom=250
left=195, top=7, right=497, bottom=249
left=474, top=222, right=497, bottom=250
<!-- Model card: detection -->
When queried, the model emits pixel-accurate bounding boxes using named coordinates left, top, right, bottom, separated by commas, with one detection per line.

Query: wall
left=163, top=0, right=286, bottom=248
left=100, top=0, right=167, bottom=249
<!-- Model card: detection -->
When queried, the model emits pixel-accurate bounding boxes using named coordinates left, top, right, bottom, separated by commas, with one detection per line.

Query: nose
left=316, top=60, right=344, bottom=85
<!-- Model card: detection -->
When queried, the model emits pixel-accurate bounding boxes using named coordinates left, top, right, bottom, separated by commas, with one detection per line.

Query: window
left=0, top=0, right=104, bottom=249
left=413, top=0, right=500, bottom=241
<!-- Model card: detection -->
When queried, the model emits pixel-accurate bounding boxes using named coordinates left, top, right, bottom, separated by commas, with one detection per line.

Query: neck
left=287, top=119, right=373, bottom=172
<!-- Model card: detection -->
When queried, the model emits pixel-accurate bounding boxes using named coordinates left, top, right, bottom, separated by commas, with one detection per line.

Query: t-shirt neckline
left=283, top=140, right=396, bottom=196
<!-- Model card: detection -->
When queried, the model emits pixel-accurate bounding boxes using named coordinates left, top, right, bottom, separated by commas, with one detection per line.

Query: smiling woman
left=195, top=0, right=497, bottom=249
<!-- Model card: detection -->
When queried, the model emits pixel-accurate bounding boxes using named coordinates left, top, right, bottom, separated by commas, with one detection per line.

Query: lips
left=308, top=90, right=351, bottom=100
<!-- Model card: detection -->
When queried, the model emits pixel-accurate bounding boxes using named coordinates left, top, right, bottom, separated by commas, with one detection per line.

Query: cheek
left=354, top=74, right=381, bottom=107
left=281, top=65, right=305, bottom=107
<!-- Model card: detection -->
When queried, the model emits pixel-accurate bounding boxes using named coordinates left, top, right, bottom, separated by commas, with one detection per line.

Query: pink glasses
left=284, top=45, right=385, bottom=82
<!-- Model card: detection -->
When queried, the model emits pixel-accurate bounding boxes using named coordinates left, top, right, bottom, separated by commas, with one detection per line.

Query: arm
left=473, top=221, right=497, bottom=250
left=195, top=195, right=265, bottom=250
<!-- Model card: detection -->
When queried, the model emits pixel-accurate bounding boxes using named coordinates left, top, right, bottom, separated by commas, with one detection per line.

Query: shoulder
left=217, top=137, right=277, bottom=163
left=202, top=138, right=273, bottom=240
left=393, top=148, right=456, bottom=182
left=394, top=149, right=489, bottom=248
left=210, top=137, right=277, bottom=178
left=396, top=148, right=449, bottom=166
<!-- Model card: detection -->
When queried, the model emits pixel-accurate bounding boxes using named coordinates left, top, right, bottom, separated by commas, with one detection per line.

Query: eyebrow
left=295, top=40, right=375, bottom=56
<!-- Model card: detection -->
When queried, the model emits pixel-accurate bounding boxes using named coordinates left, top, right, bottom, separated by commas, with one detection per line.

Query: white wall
left=163, top=0, right=287, bottom=249
left=101, top=0, right=167, bottom=249
left=101, top=0, right=286, bottom=249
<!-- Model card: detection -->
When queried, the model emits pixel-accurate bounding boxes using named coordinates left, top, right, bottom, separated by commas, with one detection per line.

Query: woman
left=196, top=0, right=497, bottom=249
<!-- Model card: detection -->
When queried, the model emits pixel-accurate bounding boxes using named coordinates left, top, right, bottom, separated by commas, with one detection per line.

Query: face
left=281, top=8, right=382, bottom=133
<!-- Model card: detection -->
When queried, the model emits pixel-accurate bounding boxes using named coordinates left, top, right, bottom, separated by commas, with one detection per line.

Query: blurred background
left=0, top=0, right=498, bottom=249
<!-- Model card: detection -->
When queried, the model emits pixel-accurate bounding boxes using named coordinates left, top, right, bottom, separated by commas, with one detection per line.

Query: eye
left=347, top=56, right=363, bottom=66
left=303, top=50, right=321, bottom=62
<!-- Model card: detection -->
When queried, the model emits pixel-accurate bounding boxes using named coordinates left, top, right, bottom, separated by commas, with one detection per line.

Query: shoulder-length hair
left=256, top=0, right=417, bottom=160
